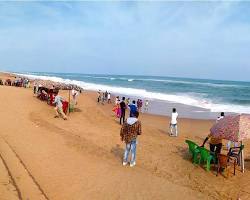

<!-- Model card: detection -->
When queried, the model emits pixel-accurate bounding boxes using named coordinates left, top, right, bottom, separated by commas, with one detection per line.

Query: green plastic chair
left=198, top=147, right=216, bottom=171
left=185, top=140, right=200, bottom=164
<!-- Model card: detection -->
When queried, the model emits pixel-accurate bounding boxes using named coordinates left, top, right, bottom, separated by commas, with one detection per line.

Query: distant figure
left=137, top=99, right=143, bottom=112
left=216, top=112, right=225, bottom=123
left=120, top=111, right=142, bottom=167
left=129, top=100, right=137, bottom=117
left=170, top=108, right=178, bottom=137
left=71, top=88, right=79, bottom=105
left=53, top=91, right=67, bottom=120
left=126, top=98, right=130, bottom=106
left=120, top=97, right=127, bottom=125
left=97, top=90, right=101, bottom=103
left=144, top=100, right=149, bottom=112
left=101, top=93, right=105, bottom=105
left=33, top=83, right=37, bottom=94
left=107, top=93, right=111, bottom=104
left=112, top=100, right=121, bottom=118
left=105, top=91, right=108, bottom=101
left=115, top=96, right=120, bottom=105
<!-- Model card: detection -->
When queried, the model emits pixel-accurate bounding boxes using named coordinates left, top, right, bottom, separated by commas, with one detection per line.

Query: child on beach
left=112, top=100, right=121, bottom=118
left=169, top=108, right=178, bottom=137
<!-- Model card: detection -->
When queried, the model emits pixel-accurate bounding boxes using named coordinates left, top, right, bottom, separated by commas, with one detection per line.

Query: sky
left=0, top=1, right=250, bottom=81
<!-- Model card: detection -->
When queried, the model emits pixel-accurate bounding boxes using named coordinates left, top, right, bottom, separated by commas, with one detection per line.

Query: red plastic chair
left=62, top=101, right=69, bottom=114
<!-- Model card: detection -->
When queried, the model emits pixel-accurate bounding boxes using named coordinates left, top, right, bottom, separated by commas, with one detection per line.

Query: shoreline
left=3, top=71, right=231, bottom=120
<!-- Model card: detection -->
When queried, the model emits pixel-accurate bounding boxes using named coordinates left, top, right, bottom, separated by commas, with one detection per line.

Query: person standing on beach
left=120, top=97, right=127, bottom=125
left=108, top=93, right=111, bottom=104
left=120, top=111, right=142, bottom=167
left=71, top=88, right=79, bottom=105
left=216, top=112, right=225, bottom=123
left=201, top=133, right=222, bottom=154
left=126, top=98, right=130, bottom=106
left=53, top=91, right=67, bottom=120
left=144, top=100, right=149, bottom=112
left=129, top=100, right=137, bottom=117
left=115, top=96, right=120, bottom=105
left=105, top=91, right=108, bottom=101
left=97, top=90, right=101, bottom=103
left=170, top=108, right=178, bottom=136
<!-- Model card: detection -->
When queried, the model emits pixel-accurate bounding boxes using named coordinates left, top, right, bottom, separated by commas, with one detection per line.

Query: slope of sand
left=0, top=75, right=250, bottom=199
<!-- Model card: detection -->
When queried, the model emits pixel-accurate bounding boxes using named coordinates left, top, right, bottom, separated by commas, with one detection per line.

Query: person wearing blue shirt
left=129, top=100, right=138, bottom=117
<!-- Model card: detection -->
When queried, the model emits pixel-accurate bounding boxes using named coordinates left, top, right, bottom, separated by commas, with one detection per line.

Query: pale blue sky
left=0, top=1, right=250, bottom=81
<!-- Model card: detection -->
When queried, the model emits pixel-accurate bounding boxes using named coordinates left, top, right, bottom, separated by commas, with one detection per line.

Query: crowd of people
left=95, top=91, right=182, bottom=167
left=0, top=77, right=31, bottom=87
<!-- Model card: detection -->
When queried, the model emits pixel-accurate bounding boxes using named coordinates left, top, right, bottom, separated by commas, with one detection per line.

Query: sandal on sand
left=54, top=116, right=59, bottom=118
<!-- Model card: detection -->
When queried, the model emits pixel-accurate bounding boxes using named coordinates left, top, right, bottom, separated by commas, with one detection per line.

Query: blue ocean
left=17, top=72, right=250, bottom=115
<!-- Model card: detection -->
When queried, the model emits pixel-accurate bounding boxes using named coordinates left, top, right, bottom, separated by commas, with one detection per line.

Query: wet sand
left=0, top=72, right=250, bottom=200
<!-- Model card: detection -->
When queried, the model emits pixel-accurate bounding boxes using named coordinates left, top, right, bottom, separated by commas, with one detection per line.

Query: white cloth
left=127, top=117, right=138, bottom=125
left=171, top=112, right=178, bottom=125
left=216, top=116, right=224, bottom=123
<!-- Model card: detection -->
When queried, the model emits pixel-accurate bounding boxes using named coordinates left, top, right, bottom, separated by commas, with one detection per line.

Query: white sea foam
left=76, top=75, right=246, bottom=88
left=17, top=73, right=250, bottom=114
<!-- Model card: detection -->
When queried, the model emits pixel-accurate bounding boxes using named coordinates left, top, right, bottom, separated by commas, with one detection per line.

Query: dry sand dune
left=0, top=77, right=250, bottom=199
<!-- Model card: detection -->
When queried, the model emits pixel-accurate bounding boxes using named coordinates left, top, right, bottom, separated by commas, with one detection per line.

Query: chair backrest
left=199, top=147, right=210, bottom=161
left=185, top=140, right=198, bottom=152
left=217, top=154, right=229, bottom=168
left=230, top=144, right=245, bottom=156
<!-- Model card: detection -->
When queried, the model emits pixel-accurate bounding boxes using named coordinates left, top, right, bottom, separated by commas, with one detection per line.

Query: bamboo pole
left=68, top=89, right=71, bottom=115
left=241, top=141, right=245, bottom=173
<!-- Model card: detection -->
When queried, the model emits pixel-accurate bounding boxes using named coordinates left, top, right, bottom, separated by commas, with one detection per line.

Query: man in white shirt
left=170, top=108, right=178, bottom=137
left=107, top=93, right=111, bottom=104
left=71, top=88, right=79, bottom=105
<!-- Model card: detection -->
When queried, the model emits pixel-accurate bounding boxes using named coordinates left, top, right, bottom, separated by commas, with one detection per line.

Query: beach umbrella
left=210, top=114, right=250, bottom=172
left=210, top=114, right=250, bottom=142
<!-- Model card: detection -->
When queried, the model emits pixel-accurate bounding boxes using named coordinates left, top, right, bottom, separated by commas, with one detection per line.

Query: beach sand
left=0, top=73, right=250, bottom=200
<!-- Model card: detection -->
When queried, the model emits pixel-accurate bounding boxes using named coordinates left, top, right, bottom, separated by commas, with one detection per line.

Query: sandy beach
left=0, top=72, right=250, bottom=200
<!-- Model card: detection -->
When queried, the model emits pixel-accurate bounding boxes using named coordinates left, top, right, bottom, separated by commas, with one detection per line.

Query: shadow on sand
left=110, top=144, right=124, bottom=161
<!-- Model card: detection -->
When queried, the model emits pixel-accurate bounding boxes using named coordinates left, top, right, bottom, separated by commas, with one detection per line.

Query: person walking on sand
left=144, top=100, right=149, bottom=112
left=170, top=108, right=178, bottom=136
left=53, top=90, right=67, bottom=120
left=120, top=111, right=142, bottom=167
left=120, top=97, right=127, bottom=125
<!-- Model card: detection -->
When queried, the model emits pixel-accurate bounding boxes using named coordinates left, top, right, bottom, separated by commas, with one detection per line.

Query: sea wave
left=71, top=75, right=247, bottom=88
left=16, top=73, right=250, bottom=114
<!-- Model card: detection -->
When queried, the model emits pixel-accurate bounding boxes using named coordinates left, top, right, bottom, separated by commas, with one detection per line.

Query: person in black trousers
left=120, top=97, right=127, bottom=125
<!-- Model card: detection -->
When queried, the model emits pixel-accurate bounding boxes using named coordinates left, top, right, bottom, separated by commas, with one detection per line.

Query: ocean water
left=16, top=72, right=250, bottom=115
